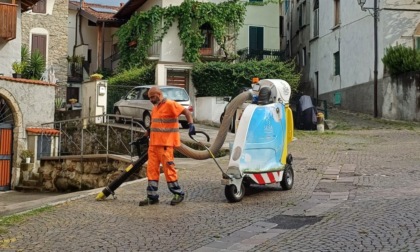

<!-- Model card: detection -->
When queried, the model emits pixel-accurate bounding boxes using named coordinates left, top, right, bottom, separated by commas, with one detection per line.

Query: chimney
left=120, top=2, right=124, bottom=7
left=80, top=0, right=85, bottom=9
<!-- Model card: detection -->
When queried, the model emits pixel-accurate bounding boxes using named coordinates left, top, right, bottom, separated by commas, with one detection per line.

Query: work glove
left=188, top=123, right=196, bottom=135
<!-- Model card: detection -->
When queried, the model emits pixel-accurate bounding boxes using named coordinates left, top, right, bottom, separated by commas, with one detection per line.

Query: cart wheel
left=280, top=164, right=294, bottom=190
left=224, top=183, right=245, bottom=203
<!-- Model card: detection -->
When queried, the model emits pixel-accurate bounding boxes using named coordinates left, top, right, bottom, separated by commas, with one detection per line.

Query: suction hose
left=176, top=91, right=252, bottom=160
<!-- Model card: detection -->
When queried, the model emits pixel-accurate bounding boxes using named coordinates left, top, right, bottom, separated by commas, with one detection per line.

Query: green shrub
left=382, top=45, right=420, bottom=76
left=23, top=49, right=46, bottom=80
left=106, top=59, right=301, bottom=113
left=106, top=64, right=156, bottom=113
left=108, top=63, right=156, bottom=86
left=192, top=59, right=301, bottom=97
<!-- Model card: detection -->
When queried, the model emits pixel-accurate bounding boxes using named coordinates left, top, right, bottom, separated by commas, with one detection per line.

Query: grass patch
left=0, top=206, right=54, bottom=234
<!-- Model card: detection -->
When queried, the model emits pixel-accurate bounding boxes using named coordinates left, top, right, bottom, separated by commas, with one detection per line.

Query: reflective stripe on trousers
left=146, top=146, right=184, bottom=198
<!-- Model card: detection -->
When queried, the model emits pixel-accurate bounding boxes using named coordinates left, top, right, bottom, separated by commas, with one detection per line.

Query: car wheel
left=114, top=108, right=122, bottom=123
left=143, top=112, right=151, bottom=128
left=280, top=164, right=294, bottom=190
left=180, top=121, right=189, bottom=129
left=224, top=183, right=245, bottom=203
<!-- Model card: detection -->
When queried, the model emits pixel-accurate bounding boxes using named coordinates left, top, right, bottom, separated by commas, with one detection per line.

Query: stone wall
left=319, top=71, right=420, bottom=121
left=39, top=155, right=147, bottom=192
left=21, top=0, right=69, bottom=100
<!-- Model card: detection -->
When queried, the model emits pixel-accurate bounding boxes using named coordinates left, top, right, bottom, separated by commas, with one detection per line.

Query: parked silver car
left=113, top=85, right=193, bottom=128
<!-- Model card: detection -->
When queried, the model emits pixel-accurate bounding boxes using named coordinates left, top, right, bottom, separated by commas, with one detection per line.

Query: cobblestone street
left=1, top=109, right=420, bottom=251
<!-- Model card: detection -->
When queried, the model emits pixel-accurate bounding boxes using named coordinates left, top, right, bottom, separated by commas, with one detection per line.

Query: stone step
left=22, top=179, right=40, bottom=187
left=14, top=185, right=44, bottom=192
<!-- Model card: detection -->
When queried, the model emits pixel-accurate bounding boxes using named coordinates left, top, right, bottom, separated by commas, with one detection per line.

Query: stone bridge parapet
left=39, top=155, right=146, bottom=192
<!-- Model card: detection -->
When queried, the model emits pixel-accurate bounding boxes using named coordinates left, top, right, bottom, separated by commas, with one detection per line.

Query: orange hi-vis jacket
left=149, top=99, right=185, bottom=147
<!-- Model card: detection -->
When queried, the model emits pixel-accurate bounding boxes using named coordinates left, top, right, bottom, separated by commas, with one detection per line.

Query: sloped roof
left=69, top=1, right=126, bottom=25
left=114, top=0, right=147, bottom=18
left=26, top=127, right=60, bottom=136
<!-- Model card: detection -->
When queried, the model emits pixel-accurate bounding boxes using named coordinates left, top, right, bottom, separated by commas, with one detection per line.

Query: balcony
left=199, top=47, right=213, bottom=56
left=0, top=3, right=17, bottom=41
left=67, top=61, right=89, bottom=83
left=237, top=48, right=286, bottom=62
left=147, top=41, right=161, bottom=60
left=199, top=46, right=226, bottom=61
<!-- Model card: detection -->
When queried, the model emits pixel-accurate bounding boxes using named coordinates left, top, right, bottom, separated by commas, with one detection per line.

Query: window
left=249, top=0, right=263, bottom=2
left=302, top=47, right=306, bottom=66
left=334, top=51, right=340, bottom=76
left=126, top=88, right=140, bottom=100
left=32, top=0, right=46, bottom=14
left=66, top=87, right=79, bottom=104
left=280, top=16, right=284, bottom=37
left=200, top=24, right=213, bottom=49
left=313, top=0, right=319, bottom=37
left=334, top=0, right=340, bottom=26
left=249, top=26, right=264, bottom=51
left=416, top=37, right=420, bottom=51
left=299, top=1, right=307, bottom=28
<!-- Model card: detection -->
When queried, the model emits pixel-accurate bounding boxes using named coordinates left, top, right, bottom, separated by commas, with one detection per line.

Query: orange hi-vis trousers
left=146, top=146, right=183, bottom=199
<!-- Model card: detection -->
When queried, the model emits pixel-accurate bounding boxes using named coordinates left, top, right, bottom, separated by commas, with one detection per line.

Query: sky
left=84, top=0, right=129, bottom=6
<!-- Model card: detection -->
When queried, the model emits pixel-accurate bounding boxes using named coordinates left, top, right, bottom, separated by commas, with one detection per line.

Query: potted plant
left=12, top=61, right=25, bottom=78
left=20, top=150, right=34, bottom=164
left=68, top=98, right=78, bottom=104
left=90, top=73, right=103, bottom=81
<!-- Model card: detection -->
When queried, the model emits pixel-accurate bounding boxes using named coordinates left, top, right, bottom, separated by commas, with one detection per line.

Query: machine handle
left=189, top=131, right=210, bottom=142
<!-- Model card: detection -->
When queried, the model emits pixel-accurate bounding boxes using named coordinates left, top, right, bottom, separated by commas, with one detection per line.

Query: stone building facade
left=21, top=0, right=68, bottom=101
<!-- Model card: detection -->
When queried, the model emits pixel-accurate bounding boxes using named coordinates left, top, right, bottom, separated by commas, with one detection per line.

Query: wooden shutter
left=32, top=34, right=47, bottom=61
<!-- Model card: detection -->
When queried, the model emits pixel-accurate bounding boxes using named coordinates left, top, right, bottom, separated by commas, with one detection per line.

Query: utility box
left=82, top=80, right=108, bottom=124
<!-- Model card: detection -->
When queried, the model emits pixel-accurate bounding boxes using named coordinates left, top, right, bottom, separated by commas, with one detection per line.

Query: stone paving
left=1, top=108, right=420, bottom=251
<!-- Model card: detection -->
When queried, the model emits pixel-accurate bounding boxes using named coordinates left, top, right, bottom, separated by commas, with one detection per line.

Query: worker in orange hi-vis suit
left=139, top=86, right=195, bottom=206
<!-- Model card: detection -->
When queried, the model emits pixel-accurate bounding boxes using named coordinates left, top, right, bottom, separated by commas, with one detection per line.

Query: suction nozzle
left=95, top=192, right=106, bottom=201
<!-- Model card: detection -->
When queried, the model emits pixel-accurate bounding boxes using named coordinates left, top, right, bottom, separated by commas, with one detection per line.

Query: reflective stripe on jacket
left=149, top=99, right=185, bottom=147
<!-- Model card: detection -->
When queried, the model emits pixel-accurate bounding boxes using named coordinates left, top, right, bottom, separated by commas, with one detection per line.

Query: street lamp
left=357, top=0, right=379, bottom=118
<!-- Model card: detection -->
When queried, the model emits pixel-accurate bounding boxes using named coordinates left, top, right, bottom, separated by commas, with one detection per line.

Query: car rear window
left=162, top=88, right=189, bottom=102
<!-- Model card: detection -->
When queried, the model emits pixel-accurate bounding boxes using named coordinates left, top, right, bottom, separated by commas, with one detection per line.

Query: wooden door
left=0, top=125, right=13, bottom=191
left=167, top=69, right=189, bottom=90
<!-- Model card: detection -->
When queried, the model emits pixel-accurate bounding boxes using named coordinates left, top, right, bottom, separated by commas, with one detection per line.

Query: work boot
left=139, top=198, right=159, bottom=206
left=170, top=194, right=184, bottom=206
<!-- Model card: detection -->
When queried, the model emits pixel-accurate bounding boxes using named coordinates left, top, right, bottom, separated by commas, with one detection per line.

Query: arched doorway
left=0, top=97, right=14, bottom=191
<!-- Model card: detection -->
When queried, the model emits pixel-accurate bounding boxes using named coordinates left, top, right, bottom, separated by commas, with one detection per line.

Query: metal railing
left=237, top=48, right=286, bottom=62
left=40, top=114, right=147, bottom=162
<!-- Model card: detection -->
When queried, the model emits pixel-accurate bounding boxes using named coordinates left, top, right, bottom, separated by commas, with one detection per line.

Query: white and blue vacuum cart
left=223, top=79, right=295, bottom=202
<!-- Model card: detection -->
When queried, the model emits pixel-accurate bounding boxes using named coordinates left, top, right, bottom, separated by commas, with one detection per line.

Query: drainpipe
left=102, top=22, right=105, bottom=70
left=373, top=0, right=378, bottom=118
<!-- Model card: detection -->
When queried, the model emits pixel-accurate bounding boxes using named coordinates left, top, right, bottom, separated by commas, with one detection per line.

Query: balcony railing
left=237, top=48, right=286, bottom=62
left=104, top=52, right=120, bottom=73
left=148, top=41, right=161, bottom=59
left=0, top=3, right=17, bottom=41
left=67, top=61, right=89, bottom=83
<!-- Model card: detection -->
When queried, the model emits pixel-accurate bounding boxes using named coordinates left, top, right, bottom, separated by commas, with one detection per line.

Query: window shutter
left=31, top=34, right=47, bottom=61
left=249, top=26, right=263, bottom=51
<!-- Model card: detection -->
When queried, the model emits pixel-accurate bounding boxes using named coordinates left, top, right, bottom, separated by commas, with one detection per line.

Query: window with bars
left=416, top=37, right=420, bottom=51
